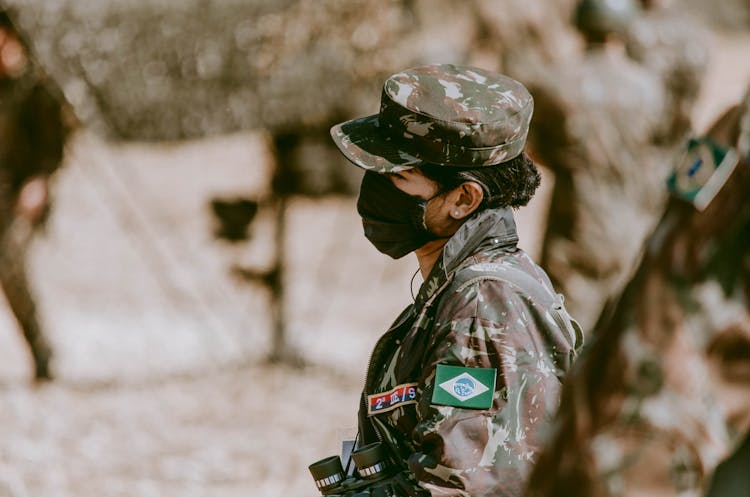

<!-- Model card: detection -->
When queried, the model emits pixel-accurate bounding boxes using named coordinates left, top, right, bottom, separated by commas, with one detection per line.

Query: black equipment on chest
left=309, top=442, right=422, bottom=497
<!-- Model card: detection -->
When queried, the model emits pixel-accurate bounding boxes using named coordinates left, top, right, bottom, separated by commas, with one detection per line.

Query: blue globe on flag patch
left=453, top=377, right=476, bottom=398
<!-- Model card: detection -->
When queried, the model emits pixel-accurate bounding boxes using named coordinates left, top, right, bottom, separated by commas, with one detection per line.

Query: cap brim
left=330, top=115, right=423, bottom=173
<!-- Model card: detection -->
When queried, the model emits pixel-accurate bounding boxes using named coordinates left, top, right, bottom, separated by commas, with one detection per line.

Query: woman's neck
left=414, top=238, right=450, bottom=279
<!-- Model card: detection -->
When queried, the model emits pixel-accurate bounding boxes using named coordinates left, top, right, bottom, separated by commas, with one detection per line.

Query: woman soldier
left=327, top=64, right=582, bottom=497
left=525, top=88, right=750, bottom=496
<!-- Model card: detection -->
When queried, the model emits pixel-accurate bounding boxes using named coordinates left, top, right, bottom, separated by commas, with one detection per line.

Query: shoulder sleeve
left=407, top=278, right=569, bottom=497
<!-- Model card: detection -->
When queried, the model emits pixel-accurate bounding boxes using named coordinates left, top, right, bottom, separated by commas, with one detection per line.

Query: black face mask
left=356, top=171, right=440, bottom=259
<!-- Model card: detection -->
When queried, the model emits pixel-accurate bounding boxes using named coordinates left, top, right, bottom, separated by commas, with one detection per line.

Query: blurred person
left=625, top=0, right=710, bottom=143
left=527, top=0, right=673, bottom=332
left=525, top=87, right=750, bottom=497
left=0, top=11, right=70, bottom=381
left=322, top=64, right=582, bottom=497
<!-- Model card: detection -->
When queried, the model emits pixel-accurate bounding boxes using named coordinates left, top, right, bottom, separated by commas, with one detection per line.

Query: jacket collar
left=414, top=207, right=518, bottom=310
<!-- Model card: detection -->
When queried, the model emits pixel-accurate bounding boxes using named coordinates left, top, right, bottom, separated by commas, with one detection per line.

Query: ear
left=449, top=182, right=484, bottom=220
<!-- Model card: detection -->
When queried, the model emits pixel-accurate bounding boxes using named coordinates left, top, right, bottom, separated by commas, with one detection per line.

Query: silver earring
left=453, top=210, right=461, bottom=217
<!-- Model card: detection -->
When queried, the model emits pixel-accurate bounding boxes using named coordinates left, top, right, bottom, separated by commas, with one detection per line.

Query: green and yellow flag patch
left=431, top=364, right=496, bottom=409
left=666, top=137, right=740, bottom=211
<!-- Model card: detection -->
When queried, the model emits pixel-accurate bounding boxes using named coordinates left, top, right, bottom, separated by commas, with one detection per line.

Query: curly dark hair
left=418, top=152, right=541, bottom=210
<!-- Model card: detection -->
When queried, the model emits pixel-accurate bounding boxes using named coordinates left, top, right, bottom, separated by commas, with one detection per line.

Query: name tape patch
left=431, top=364, right=496, bottom=410
left=367, top=383, right=418, bottom=416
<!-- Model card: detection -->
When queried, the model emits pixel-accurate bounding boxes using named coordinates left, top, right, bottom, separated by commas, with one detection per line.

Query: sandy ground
left=1, top=28, right=750, bottom=497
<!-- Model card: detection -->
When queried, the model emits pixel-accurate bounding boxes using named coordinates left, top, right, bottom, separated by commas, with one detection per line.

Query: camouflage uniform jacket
left=584, top=274, right=749, bottom=497
left=571, top=103, right=750, bottom=497
left=357, top=207, right=582, bottom=497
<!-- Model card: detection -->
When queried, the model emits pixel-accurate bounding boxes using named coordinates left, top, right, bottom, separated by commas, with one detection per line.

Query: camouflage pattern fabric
left=583, top=277, right=744, bottom=495
left=526, top=46, right=671, bottom=333
left=525, top=222, right=750, bottom=497
left=625, top=5, right=709, bottom=143
left=526, top=4, right=709, bottom=333
left=357, top=207, right=581, bottom=497
left=524, top=90, right=750, bottom=497
left=331, top=64, right=534, bottom=173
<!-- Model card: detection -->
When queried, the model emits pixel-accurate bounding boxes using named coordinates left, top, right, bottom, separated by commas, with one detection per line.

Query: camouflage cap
left=330, top=64, right=534, bottom=172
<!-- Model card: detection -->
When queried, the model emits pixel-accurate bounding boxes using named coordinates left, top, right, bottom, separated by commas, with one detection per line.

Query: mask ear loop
left=412, top=187, right=443, bottom=232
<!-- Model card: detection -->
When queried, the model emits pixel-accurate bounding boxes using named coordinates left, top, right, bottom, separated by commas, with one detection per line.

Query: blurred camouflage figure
left=320, top=64, right=582, bottom=497
left=525, top=87, right=750, bottom=497
left=0, top=11, right=70, bottom=381
left=526, top=0, right=674, bottom=332
left=625, top=0, right=709, bottom=143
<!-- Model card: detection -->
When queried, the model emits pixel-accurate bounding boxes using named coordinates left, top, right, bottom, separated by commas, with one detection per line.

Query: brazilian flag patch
left=666, top=137, right=740, bottom=211
left=431, top=364, right=496, bottom=410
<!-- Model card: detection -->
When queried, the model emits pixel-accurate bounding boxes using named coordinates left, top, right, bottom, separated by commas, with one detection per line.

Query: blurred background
left=0, top=0, right=749, bottom=496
